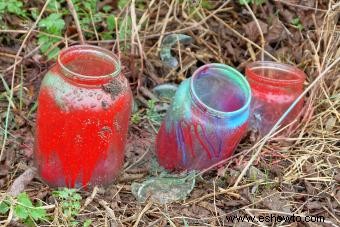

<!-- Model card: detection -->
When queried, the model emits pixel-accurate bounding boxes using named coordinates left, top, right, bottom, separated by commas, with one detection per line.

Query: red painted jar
left=245, top=61, right=306, bottom=136
left=34, top=45, right=132, bottom=188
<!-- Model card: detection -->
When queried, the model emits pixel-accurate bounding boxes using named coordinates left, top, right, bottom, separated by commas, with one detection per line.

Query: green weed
left=291, top=17, right=304, bottom=30
left=0, top=193, right=48, bottom=226
left=146, top=99, right=162, bottom=125
left=0, top=0, right=27, bottom=19
left=0, top=0, right=136, bottom=58
left=38, top=13, right=65, bottom=59
left=53, top=188, right=82, bottom=226
left=239, top=0, right=266, bottom=6
left=131, top=112, right=142, bottom=124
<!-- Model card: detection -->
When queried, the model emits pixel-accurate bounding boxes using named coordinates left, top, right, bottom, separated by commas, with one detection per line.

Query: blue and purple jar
left=156, top=64, right=251, bottom=170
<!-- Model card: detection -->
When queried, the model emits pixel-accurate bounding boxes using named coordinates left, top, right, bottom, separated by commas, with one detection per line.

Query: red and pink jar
left=34, top=45, right=132, bottom=188
left=245, top=61, right=306, bottom=136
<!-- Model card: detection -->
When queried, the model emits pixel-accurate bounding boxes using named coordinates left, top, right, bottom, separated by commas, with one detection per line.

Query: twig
left=89, top=8, right=99, bottom=41
left=80, top=186, right=98, bottom=212
left=3, top=205, right=13, bottom=227
left=0, top=0, right=51, bottom=162
left=156, top=0, right=175, bottom=53
left=2, top=45, right=41, bottom=73
left=133, top=201, right=153, bottom=227
left=66, top=0, right=85, bottom=45
left=98, top=199, right=119, bottom=225
left=243, top=1, right=265, bottom=60
left=131, top=0, right=145, bottom=90
left=233, top=56, right=340, bottom=187
left=184, top=181, right=262, bottom=205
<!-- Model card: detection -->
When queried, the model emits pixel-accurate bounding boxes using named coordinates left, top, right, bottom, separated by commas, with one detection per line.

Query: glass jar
left=34, top=45, right=133, bottom=188
left=156, top=64, right=251, bottom=170
left=245, top=61, right=306, bottom=136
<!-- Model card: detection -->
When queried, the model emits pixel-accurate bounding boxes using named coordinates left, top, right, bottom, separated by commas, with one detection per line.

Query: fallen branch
left=66, top=0, right=85, bottom=45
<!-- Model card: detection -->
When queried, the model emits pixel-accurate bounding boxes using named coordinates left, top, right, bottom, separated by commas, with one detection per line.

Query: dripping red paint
left=34, top=45, right=132, bottom=187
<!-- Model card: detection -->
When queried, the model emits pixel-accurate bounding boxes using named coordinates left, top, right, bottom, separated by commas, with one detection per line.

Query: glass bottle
left=245, top=61, right=306, bottom=136
left=156, top=64, right=251, bottom=170
left=34, top=45, right=132, bottom=187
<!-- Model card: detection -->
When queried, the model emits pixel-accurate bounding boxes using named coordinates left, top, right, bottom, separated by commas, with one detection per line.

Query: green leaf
left=92, top=12, right=103, bottom=23
left=47, top=47, right=60, bottom=60
left=47, top=0, right=61, bottom=10
left=17, top=193, right=33, bottom=207
left=118, top=16, right=132, bottom=41
left=102, top=5, right=112, bottom=13
left=239, top=0, right=265, bottom=5
left=0, top=0, right=26, bottom=16
left=7, top=0, right=23, bottom=14
left=72, top=193, right=82, bottom=201
left=0, top=3, right=6, bottom=11
left=38, top=13, right=65, bottom=34
left=14, top=205, right=29, bottom=220
left=71, top=221, right=79, bottom=226
left=0, top=201, right=10, bottom=214
left=30, top=207, right=47, bottom=221
left=291, top=17, right=300, bottom=25
left=30, top=7, right=38, bottom=20
left=238, top=0, right=251, bottom=5
left=101, top=32, right=113, bottom=40
left=23, top=217, right=35, bottom=227
left=83, top=219, right=92, bottom=227
left=83, top=0, right=97, bottom=12
left=118, top=0, right=129, bottom=10
left=201, top=0, right=213, bottom=9
left=107, top=15, right=115, bottom=31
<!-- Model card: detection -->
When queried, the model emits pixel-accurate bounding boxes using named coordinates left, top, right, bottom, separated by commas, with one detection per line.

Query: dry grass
left=0, top=0, right=339, bottom=226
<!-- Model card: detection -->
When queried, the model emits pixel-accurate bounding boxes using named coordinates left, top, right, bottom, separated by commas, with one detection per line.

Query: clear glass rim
left=57, top=45, right=121, bottom=81
left=190, top=63, right=251, bottom=117
left=246, top=61, right=306, bottom=85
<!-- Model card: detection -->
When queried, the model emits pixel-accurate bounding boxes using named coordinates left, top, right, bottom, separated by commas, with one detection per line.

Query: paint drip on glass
left=34, top=45, right=132, bottom=188
left=156, top=64, right=251, bottom=171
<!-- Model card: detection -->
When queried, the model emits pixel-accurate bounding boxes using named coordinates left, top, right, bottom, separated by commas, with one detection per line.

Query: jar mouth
left=246, top=61, right=306, bottom=86
left=58, top=45, right=121, bottom=82
left=190, top=63, right=251, bottom=117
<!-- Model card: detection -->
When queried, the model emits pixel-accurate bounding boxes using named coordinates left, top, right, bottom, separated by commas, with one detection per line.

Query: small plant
left=239, top=0, right=266, bottom=6
left=291, top=17, right=304, bottom=30
left=0, top=0, right=27, bottom=18
left=38, top=13, right=65, bottom=59
left=146, top=99, right=162, bottom=125
left=0, top=193, right=48, bottom=226
left=131, top=112, right=142, bottom=124
left=53, top=188, right=82, bottom=226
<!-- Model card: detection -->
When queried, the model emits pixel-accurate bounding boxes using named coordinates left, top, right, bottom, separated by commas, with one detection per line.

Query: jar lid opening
left=190, top=64, right=251, bottom=117
left=246, top=61, right=306, bottom=86
left=58, top=45, right=121, bottom=82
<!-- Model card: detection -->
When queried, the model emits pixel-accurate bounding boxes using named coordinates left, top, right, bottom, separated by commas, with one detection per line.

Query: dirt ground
left=0, top=0, right=339, bottom=226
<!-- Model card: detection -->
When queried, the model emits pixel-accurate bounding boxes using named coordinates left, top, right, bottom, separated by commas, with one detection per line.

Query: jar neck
left=57, top=45, right=121, bottom=86
left=189, top=63, right=251, bottom=118
left=246, top=61, right=306, bottom=88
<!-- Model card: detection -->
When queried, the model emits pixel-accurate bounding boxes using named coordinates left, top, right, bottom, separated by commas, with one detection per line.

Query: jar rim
left=57, top=45, right=121, bottom=82
left=246, top=61, right=306, bottom=86
left=190, top=63, right=251, bottom=118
